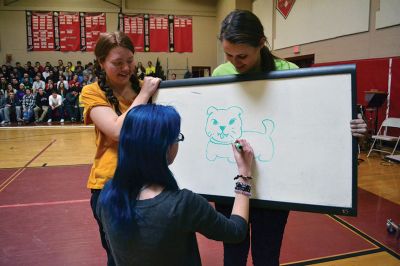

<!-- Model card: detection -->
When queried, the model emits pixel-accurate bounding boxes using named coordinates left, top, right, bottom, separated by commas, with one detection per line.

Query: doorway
left=191, top=66, right=211, bottom=78
left=285, top=54, right=315, bottom=68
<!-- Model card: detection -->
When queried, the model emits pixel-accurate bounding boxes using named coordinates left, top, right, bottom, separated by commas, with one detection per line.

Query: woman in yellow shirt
left=81, top=31, right=160, bottom=265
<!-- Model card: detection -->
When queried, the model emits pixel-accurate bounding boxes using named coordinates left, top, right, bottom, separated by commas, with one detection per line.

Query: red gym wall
left=313, top=57, right=400, bottom=134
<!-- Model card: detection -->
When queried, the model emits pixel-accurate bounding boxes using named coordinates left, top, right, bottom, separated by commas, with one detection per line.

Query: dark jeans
left=65, top=105, right=78, bottom=121
left=215, top=203, right=289, bottom=266
left=48, top=105, right=64, bottom=119
left=90, top=189, right=116, bottom=266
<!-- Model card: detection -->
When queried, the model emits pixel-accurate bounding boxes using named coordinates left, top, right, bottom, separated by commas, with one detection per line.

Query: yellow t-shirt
left=145, top=66, right=156, bottom=75
left=81, top=82, right=132, bottom=189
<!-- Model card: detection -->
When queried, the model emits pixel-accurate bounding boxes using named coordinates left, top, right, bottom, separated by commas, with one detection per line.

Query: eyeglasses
left=176, top=133, right=185, bottom=142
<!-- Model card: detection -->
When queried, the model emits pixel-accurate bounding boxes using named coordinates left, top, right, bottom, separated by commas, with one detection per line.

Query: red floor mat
left=340, top=188, right=400, bottom=255
left=0, top=165, right=91, bottom=205
left=281, top=211, right=376, bottom=263
left=0, top=166, right=396, bottom=265
left=0, top=168, right=20, bottom=186
left=0, top=201, right=104, bottom=265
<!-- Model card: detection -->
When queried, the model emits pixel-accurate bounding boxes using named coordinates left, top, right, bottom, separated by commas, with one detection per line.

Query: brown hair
left=94, top=31, right=140, bottom=115
left=219, top=10, right=276, bottom=72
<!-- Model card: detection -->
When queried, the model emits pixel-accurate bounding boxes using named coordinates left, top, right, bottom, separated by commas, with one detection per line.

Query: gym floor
left=0, top=126, right=399, bottom=265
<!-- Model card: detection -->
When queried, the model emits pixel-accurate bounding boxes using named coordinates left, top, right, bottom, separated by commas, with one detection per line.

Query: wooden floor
left=358, top=152, right=400, bottom=205
left=0, top=125, right=399, bottom=265
left=0, top=126, right=95, bottom=168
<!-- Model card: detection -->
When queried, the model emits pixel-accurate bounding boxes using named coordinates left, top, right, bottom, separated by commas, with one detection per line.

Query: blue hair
left=99, top=104, right=181, bottom=232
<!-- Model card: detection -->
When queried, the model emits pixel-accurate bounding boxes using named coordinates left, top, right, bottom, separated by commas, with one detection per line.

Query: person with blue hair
left=96, top=104, right=255, bottom=266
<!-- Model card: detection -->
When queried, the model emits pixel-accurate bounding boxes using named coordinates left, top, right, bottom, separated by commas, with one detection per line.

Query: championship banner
left=26, top=11, right=33, bottom=51
left=26, top=11, right=55, bottom=51
left=173, top=16, right=192, bottom=53
left=84, top=13, right=106, bottom=51
left=53, top=12, right=60, bottom=51
left=120, top=14, right=145, bottom=52
left=144, top=14, right=150, bottom=52
left=149, top=14, right=169, bottom=52
left=276, top=0, right=296, bottom=19
left=58, top=12, right=80, bottom=51
left=80, top=13, right=86, bottom=51
left=168, top=15, right=174, bottom=52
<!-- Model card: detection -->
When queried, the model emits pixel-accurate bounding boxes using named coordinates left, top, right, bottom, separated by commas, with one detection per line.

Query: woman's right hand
left=232, top=139, right=254, bottom=177
left=140, top=76, right=161, bottom=99
left=231, top=139, right=254, bottom=223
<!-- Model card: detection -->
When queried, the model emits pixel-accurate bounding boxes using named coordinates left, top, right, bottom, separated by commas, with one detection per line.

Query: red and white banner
left=120, top=14, right=145, bottom=52
left=119, top=13, right=193, bottom=53
left=276, top=0, right=296, bottom=19
left=149, top=14, right=169, bottom=52
left=26, top=11, right=193, bottom=53
left=173, top=16, right=192, bottom=53
left=26, top=11, right=55, bottom=51
left=58, top=12, right=80, bottom=51
left=84, top=13, right=106, bottom=51
left=26, top=11, right=106, bottom=52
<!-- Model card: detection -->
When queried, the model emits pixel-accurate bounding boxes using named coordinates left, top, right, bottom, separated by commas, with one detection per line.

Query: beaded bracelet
left=235, top=181, right=252, bottom=197
left=234, top=174, right=253, bottom=181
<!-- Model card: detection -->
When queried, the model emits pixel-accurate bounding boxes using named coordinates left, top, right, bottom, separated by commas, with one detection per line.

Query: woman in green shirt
left=212, top=10, right=367, bottom=266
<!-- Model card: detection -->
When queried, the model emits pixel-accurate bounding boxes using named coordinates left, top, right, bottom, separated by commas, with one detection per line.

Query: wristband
left=235, top=181, right=251, bottom=197
left=234, top=174, right=253, bottom=181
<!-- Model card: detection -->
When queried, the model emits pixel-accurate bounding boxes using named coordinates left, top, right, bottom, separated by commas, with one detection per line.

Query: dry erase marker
left=235, top=142, right=243, bottom=152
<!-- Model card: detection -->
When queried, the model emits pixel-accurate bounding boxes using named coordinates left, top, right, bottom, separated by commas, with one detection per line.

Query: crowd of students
left=0, top=60, right=90, bottom=124
left=0, top=59, right=166, bottom=125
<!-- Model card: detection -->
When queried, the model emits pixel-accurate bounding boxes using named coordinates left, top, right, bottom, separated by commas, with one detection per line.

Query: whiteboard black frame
left=158, top=64, right=358, bottom=216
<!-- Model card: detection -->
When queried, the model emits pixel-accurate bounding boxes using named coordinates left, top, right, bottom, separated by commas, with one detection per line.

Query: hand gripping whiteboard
left=155, top=64, right=358, bottom=216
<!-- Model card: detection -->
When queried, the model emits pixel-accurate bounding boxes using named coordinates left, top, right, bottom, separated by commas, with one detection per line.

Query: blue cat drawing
left=205, top=106, right=275, bottom=163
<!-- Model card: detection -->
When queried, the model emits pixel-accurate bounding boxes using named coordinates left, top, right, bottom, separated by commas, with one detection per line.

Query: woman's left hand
left=351, top=114, right=368, bottom=138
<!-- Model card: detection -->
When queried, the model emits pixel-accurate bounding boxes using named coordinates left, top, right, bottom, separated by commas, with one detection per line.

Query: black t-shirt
left=97, top=184, right=247, bottom=266
left=35, top=93, right=49, bottom=107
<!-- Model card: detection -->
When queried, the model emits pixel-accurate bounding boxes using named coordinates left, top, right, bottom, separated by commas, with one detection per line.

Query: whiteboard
left=154, top=65, right=357, bottom=216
